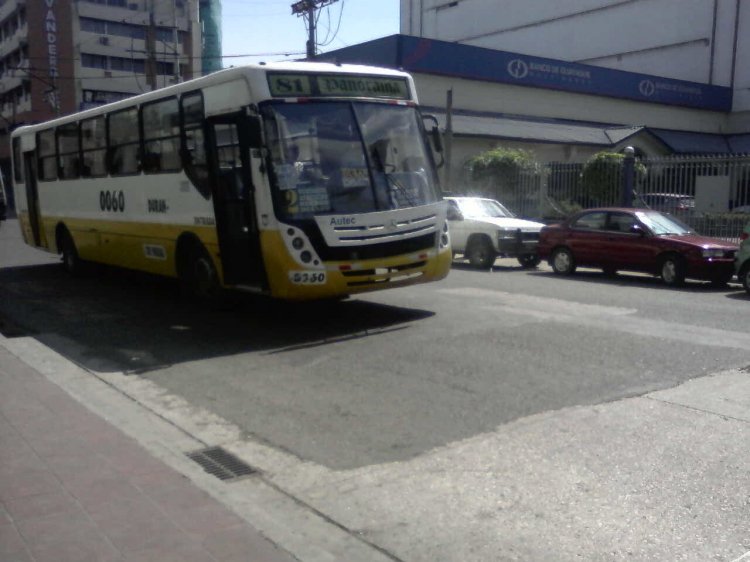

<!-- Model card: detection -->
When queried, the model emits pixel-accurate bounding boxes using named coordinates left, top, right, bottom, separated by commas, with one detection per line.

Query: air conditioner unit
left=99, top=36, right=109, bottom=46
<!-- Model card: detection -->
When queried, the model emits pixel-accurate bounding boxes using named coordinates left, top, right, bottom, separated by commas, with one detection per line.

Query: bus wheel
left=59, top=229, right=85, bottom=276
left=180, top=242, right=219, bottom=299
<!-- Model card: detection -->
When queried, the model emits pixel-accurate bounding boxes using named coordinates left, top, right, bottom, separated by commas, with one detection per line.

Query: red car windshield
left=636, top=210, right=695, bottom=236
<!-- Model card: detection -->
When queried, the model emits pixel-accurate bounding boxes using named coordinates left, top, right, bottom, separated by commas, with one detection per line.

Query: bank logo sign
left=507, top=59, right=528, bottom=79
left=505, top=56, right=592, bottom=86
left=394, top=36, right=732, bottom=112
left=639, top=79, right=656, bottom=97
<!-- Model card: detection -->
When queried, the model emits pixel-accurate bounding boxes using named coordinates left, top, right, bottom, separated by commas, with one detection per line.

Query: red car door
left=601, top=211, right=656, bottom=273
left=566, top=211, right=609, bottom=268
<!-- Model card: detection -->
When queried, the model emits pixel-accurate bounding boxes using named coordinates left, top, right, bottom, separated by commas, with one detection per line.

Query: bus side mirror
left=422, top=114, right=444, bottom=168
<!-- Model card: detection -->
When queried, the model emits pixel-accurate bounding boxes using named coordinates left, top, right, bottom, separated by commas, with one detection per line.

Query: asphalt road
left=2, top=218, right=750, bottom=561
left=1, top=220, right=748, bottom=469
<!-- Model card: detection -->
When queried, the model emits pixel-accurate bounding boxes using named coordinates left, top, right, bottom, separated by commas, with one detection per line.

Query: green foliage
left=465, top=147, right=538, bottom=198
left=580, top=151, right=646, bottom=204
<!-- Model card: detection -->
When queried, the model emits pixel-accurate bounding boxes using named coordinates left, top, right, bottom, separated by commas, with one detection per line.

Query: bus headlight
left=282, top=225, right=323, bottom=267
left=440, top=221, right=450, bottom=248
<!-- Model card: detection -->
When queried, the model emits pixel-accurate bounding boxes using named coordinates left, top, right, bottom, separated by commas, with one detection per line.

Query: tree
left=465, top=147, right=538, bottom=201
left=580, top=151, right=646, bottom=206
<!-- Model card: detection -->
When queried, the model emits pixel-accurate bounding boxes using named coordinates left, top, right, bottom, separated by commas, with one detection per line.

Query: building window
left=83, top=90, right=133, bottom=105
left=156, top=61, right=174, bottom=76
left=57, top=123, right=80, bottom=180
left=79, top=0, right=128, bottom=8
left=82, top=53, right=107, bottom=69
left=80, top=18, right=106, bottom=34
left=108, top=107, right=140, bottom=175
left=82, top=53, right=146, bottom=73
left=142, top=97, right=180, bottom=173
left=81, top=116, right=107, bottom=177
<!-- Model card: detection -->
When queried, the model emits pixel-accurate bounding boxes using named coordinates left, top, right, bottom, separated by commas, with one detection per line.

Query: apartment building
left=0, top=0, right=218, bottom=183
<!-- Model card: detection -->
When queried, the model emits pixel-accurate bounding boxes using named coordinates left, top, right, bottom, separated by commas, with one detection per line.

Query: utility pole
left=290, top=0, right=339, bottom=59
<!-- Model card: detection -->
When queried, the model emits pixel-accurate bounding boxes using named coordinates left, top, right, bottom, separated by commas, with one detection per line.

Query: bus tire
left=178, top=239, right=219, bottom=299
left=59, top=228, right=86, bottom=276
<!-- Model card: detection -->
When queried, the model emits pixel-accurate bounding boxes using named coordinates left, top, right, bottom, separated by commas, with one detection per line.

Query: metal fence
left=453, top=153, right=750, bottom=242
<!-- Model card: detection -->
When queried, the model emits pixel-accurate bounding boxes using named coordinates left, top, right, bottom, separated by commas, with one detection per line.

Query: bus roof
left=11, top=61, right=415, bottom=137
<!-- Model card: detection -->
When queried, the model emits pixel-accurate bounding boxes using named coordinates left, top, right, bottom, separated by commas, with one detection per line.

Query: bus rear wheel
left=179, top=241, right=219, bottom=299
left=59, top=229, right=86, bottom=276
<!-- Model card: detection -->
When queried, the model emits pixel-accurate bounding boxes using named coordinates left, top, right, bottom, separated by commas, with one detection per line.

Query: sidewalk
left=0, top=345, right=297, bottom=562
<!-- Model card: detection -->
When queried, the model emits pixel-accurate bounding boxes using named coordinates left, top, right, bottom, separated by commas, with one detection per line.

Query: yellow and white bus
left=11, top=62, right=451, bottom=300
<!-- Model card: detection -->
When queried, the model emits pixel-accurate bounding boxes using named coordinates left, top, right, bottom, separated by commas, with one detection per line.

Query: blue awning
left=647, top=129, right=731, bottom=154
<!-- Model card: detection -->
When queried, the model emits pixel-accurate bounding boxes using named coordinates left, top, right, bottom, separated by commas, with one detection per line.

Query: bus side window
left=57, top=122, right=80, bottom=180
left=81, top=116, right=107, bottom=177
left=142, top=97, right=181, bottom=174
left=107, top=107, right=140, bottom=176
left=180, top=91, right=210, bottom=198
left=37, top=129, right=57, bottom=181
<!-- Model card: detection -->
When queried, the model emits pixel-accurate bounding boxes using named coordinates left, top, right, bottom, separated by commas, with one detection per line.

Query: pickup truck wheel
left=517, top=253, right=541, bottom=268
left=466, top=237, right=496, bottom=270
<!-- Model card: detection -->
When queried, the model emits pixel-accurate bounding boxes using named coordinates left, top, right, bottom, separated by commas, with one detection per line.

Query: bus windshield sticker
left=341, top=167, right=369, bottom=188
left=268, top=73, right=410, bottom=100
left=283, top=187, right=329, bottom=215
left=297, top=186, right=330, bottom=214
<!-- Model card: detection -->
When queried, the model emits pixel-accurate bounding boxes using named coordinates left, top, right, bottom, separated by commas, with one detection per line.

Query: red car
left=538, top=208, right=738, bottom=286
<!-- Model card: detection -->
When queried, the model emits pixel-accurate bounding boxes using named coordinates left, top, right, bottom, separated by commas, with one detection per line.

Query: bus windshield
left=263, top=101, right=440, bottom=220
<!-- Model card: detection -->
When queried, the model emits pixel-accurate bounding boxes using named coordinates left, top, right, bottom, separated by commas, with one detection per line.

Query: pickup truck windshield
left=457, top=198, right=515, bottom=219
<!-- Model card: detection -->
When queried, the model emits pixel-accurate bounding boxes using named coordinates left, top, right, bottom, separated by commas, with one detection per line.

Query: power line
left=291, top=0, right=340, bottom=58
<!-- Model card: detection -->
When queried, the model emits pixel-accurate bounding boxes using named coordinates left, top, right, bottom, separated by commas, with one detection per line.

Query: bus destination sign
left=268, top=73, right=410, bottom=100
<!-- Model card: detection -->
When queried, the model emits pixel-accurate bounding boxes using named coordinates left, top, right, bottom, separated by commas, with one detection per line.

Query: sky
left=219, top=0, right=400, bottom=68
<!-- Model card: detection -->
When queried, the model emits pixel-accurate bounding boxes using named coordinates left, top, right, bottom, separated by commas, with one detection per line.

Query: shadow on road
left=0, top=263, right=434, bottom=374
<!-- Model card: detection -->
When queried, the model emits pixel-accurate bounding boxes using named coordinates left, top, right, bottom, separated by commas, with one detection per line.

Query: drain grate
left=186, top=446, right=258, bottom=481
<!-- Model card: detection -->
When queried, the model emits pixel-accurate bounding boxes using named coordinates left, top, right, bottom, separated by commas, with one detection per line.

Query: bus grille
left=307, top=232, right=436, bottom=261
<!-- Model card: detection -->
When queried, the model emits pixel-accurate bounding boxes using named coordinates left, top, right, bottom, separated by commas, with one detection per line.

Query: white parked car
left=445, top=196, right=545, bottom=269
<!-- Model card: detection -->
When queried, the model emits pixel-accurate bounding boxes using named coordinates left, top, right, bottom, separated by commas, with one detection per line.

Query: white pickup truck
left=445, top=196, right=545, bottom=269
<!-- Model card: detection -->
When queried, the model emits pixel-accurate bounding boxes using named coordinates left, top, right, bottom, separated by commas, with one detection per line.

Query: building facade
left=400, top=0, right=750, bottom=130
left=316, top=2, right=750, bottom=189
left=0, top=0, right=211, bottom=182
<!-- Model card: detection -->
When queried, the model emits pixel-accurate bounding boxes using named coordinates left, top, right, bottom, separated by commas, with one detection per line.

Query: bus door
left=206, top=115, right=266, bottom=287
left=23, top=151, right=43, bottom=247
